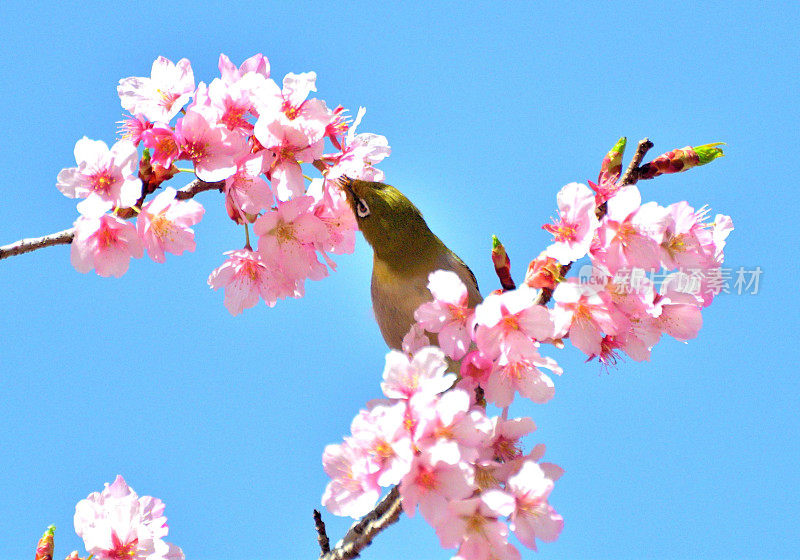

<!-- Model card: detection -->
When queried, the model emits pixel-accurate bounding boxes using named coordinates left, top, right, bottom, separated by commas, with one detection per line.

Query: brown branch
left=320, top=486, right=403, bottom=560
left=175, top=178, right=225, bottom=200
left=0, top=228, right=75, bottom=260
left=313, top=510, right=331, bottom=556
left=0, top=178, right=224, bottom=261
left=619, top=138, right=654, bottom=187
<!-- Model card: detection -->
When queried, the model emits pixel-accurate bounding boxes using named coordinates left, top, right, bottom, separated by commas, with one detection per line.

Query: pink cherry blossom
left=551, top=280, right=628, bottom=356
left=482, top=416, right=537, bottom=464
left=224, top=152, right=275, bottom=223
left=324, top=107, right=390, bottom=182
left=458, top=350, right=494, bottom=394
left=141, top=124, right=181, bottom=169
left=660, top=201, right=719, bottom=270
left=206, top=76, right=261, bottom=134
left=253, top=116, right=325, bottom=200
left=218, top=53, right=270, bottom=84
left=136, top=187, right=204, bottom=263
left=207, top=248, right=281, bottom=314
left=118, top=114, right=152, bottom=146
left=380, top=346, right=454, bottom=400
left=506, top=461, right=563, bottom=550
left=253, top=72, right=333, bottom=145
left=57, top=137, right=142, bottom=215
left=322, top=441, right=381, bottom=518
left=414, top=270, right=476, bottom=360
left=308, top=178, right=358, bottom=258
left=73, top=475, right=184, bottom=560
left=542, top=182, right=600, bottom=265
left=414, top=389, right=491, bottom=466
left=254, top=196, right=329, bottom=281
left=174, top=107, right=248, bottom=182
left=350, top=402, right=415, bottom=487
left=653, top=272, right=703, bottom=341
left=71, top=213, right=143, bottom=277
left=401, top=324, right=430, bottom=356
left=435, top=492, right=517, bottom=557
left=118, top=56, right=195, bottom=123
left=474, top=287, right=555, bottom=359
left=484, top=346, right=561, bottom=407
left=592, top=185, right=667, bottom=273
left=400, top=450, right=475, bottom=525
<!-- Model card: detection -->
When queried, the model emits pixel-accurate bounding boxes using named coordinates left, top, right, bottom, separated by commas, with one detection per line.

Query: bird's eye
left=356, top=197, right=370, bottom=218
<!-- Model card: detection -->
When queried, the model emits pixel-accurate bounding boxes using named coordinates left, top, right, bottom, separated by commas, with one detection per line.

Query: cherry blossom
left=350, top=402, right=415, bottom=486
left=380, top=346, right=454, bottom=400
left=435, top=492, right=517, bottom=559
left=592, top=185, right=667, bottom=273
left=506, top=461, right=563, bottom=551
left=414, top=270, right=476, bottom=360
left=474, top=287, right=555, bottom=359
left=254, top=196, right=328, bottom=281
left=224, top=152, right=275, bottom=223
left=321, top=441, right=381, bottom=518
left=57, top=137, right=142, bottom=215
left=174, top=107, right=248, bottom=182
left=551, top=279, right=628, bottom=356
left=400, top=451, right=475, bottom=525
left=73, top=475, right=183, bottom=560
left=118, top=56, right=195, bottom=123
left=484, top=346, right=560, bottom=407
left=324, top=107, right=391, bottom=182
left=542, top=182, right=600, bottom=265
left=136, top=187, right=205, bottom=263
left=207, top=248, right=280, bottom=314
left=218, top=53, right=270, bottom=84
left=71, top=213, right=143, bottom=277
left=141, top=124, right=181, bottom=169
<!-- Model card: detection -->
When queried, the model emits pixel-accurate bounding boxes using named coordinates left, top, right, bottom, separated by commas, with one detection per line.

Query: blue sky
left=1, top=2, right=798, bottom=559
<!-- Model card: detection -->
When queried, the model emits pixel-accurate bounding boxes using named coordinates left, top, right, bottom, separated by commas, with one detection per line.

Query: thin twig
left=0, top=179, right=224, bottom=261
left=619, top=138, right=654, bottom=186
left=313, top=510, right=331, bottom=556
left=321, top=486, right=403, bottom=560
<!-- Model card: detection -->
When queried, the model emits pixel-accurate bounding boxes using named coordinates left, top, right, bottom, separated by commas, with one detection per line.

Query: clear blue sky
left=1, top=2, right=797, bottom=559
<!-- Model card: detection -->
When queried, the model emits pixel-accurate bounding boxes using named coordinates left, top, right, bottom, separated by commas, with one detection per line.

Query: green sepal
left=694, top=142, right=725, bottom=165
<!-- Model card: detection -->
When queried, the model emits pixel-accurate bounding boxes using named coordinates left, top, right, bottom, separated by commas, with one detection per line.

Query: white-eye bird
left=339, top=178, right=482, bottom=350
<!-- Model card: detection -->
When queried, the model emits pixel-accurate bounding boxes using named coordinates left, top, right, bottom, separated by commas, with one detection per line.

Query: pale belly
left=370, top=253, right=482, bottom=350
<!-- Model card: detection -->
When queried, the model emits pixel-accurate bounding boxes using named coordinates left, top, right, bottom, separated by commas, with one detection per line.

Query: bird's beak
left=337, top=176, right=358, bottom=210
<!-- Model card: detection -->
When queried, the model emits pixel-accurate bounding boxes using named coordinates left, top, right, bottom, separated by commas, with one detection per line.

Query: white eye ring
left=356, top=197, right=370, bottom=218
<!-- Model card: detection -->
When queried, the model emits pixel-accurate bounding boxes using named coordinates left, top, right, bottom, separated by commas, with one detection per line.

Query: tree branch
left=619, top=137, right=653, bottom=187
left=318, top=486, right=403, bottom=560
left=313, top=510, right=331, bottom=556
left=0, top=178, right=224, bottom=261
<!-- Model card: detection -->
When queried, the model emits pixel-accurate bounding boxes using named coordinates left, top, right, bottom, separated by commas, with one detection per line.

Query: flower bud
left=598, top=136, right=626, bottom=185
left=524, top=252, right=561, bottom=290
left=491, top=235, right=516, bottom=291
left=138, top=149, right=180, bottom=194
left=34, top=525, right=55, bottom=560
left=639, top=142, right=725, bottom=179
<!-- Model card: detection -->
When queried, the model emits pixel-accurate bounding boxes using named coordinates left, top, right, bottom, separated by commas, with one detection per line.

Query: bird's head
left=337, top=177, right=439, bottom=263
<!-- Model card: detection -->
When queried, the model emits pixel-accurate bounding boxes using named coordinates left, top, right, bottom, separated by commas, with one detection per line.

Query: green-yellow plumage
left=340, top=178, right=482, bottom=350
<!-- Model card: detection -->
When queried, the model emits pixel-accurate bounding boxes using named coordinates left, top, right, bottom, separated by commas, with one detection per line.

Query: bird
left=338, top=177, right=482, bottom=350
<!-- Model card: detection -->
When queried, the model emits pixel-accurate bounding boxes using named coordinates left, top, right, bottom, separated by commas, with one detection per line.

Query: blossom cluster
left=322, top=347, right=562, bottom=558
left=73, top=475, right=183, bottom=560
left=322, top=138, right=730, bottom=559
left=56, top=54, right=389, bottom=314
left=535, top=177, right=732, bottom=363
